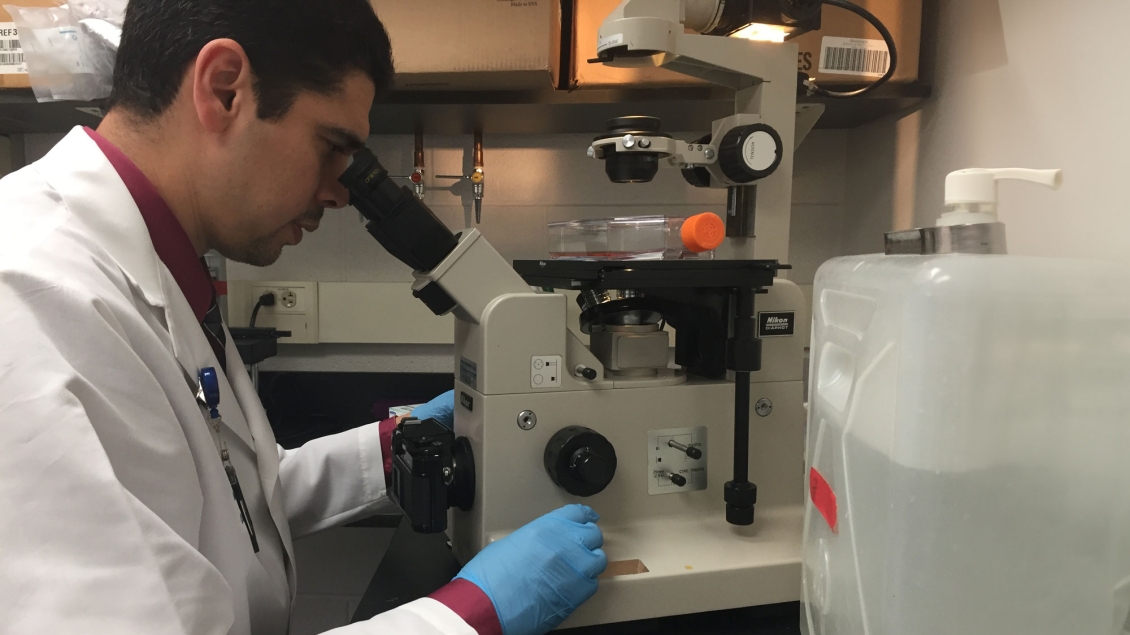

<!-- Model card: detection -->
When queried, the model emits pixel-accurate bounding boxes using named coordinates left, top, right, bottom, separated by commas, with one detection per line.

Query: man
left=0, top=1, right=605, bottom=634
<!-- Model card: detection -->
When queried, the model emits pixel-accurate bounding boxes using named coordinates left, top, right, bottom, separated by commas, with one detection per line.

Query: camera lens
left=606, top=116, right=662, bottom=134
left=605, top=153, right=660, bottom=184
left=593, top=116, right=670, bottom=184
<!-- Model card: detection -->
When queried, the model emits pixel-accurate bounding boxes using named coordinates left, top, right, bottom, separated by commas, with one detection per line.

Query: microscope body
left=409, top=230, right=809, bottom=628
left=341, top=0, right=817, bottom=624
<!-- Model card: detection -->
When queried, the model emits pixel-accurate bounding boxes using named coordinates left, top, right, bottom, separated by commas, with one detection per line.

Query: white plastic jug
left=803, top=169, right=1130, bottom=635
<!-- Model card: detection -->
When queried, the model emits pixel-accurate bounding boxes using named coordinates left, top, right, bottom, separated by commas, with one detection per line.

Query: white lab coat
left=0, top=128, right=475, bottom=635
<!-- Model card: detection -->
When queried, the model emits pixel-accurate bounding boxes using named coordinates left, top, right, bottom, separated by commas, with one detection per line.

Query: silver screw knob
left=755, top=398, right=773, bottom=417
left=639, top=138, right=652, bottom=149
left=622, top=134, right=636, bottom=149
left=704, top=148, right=716, bottom=160
left=517, top=410, right=538, bottom=430
left=586, top=146, right=596, bottom=158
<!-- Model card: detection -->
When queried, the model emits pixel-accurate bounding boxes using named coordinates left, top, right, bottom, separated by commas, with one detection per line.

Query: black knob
left=668, top=472, right=687, bottom=487
left=717, top=124, right=784, bottom=184
left=571, top=449, right=611, bottom=485
left=681, top=165, right=712, bottom=188
left=545, top=426, right=617, bottom=497
left=681, top=133, right=713, bottom=188
left=668, top=439, right=703, bottom=460
left=575, top=365, right=598, bottom=381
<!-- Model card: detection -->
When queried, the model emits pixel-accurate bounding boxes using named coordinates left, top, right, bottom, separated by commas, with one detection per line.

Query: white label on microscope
left=597, top=32, right=624, bottom=52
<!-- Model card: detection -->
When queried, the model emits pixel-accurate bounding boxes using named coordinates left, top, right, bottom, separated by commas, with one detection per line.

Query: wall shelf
left=0, top=83, right=929, bottom=136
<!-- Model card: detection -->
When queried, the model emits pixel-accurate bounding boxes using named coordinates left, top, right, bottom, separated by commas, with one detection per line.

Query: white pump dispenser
left=938, top=168, right=1063, bottom=227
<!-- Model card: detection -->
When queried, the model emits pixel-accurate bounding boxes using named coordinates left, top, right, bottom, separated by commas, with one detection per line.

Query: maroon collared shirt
left=84, top=127, right=213, bottom=322
left=84, top=126, right=501, bottom=635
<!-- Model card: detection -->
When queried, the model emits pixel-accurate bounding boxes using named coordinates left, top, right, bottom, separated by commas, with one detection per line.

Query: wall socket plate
left=247, top=281, right=319, bottom=344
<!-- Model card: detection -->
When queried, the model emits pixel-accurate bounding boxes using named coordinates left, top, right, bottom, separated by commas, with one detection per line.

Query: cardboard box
left=371, top=0, right=561, bottom=91
left=0, top=0, right=62, bottom=89
left=571, top=0, right=921, bottom=89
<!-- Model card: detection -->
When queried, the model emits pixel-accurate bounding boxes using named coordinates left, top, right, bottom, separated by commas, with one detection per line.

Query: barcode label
left=0, top=22, right=24, bottom=74
left=819, top=36, right=890, bottom=77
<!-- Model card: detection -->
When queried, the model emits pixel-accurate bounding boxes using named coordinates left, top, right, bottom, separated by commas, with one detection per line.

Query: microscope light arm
left=588, top=135, right=718, bottom=169
left=595, top=0, right=793, bottom=91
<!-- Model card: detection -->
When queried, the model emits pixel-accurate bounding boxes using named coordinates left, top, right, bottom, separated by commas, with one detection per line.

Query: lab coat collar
left=82, top=126, right=214, bottom=323
left=35, top=127, right=170, bottom=312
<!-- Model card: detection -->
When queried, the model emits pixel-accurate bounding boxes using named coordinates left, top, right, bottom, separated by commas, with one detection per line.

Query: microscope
left=342, top=0, right=830, bottom=627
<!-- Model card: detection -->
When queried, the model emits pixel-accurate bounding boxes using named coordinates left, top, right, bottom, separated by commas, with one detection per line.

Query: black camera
left=590, top=116, right=671, bottom=184
left=388, top=418, right=475, bottom=534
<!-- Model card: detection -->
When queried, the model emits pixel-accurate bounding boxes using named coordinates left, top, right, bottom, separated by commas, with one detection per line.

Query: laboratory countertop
left=351, top=516, right=802, bottom=635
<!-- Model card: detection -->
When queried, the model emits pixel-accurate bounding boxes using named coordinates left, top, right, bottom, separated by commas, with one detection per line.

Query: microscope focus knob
left=544, top=426, right=617, bottom=497
left=717, top=124, right=784, bottom=185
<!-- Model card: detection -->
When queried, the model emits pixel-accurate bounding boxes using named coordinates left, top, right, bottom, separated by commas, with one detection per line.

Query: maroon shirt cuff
left=379, top=416, right=398, bottom=481
left=429, top=579, right=503, bottom=635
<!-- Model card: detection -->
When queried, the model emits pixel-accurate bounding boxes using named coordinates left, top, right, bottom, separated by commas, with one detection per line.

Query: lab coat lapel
left=167, top=305, right=297, bottom=596
left=225, top=340, right=299, bottom=597
left=33, top=127, right=298, bottom=595
left=164, top=290, right=258, bottom=450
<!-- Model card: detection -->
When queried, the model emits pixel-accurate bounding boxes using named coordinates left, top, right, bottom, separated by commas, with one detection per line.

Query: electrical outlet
left=246, top=281, right=319, bottom=344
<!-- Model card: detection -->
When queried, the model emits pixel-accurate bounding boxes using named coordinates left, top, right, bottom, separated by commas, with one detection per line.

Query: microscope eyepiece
left=339, top=148, right=459, bottom=273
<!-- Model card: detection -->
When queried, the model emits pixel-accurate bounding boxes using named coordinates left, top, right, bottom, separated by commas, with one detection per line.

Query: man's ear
left=191, top=39, right=255, bottom=133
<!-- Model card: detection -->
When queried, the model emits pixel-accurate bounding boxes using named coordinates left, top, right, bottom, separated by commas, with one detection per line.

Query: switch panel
left=648, top=426, right=707, bottom=495
left=531, top=355, right=562, bottom=389
left=248, top=281, right=319, bottom=344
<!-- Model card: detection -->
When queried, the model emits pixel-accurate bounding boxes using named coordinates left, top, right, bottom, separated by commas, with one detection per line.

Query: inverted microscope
left=338, top=0, right=864, bottom=627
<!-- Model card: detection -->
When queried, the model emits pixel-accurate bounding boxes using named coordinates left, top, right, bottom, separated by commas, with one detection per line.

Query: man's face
left=206, top=72, right=374, bottom=266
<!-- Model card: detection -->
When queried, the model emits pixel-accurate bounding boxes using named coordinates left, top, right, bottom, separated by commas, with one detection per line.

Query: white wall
left=844, top=0, right=1130, bottom=261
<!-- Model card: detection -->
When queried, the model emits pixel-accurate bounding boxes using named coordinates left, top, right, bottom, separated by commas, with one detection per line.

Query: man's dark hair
left=108, top=0, right=394, bottom=120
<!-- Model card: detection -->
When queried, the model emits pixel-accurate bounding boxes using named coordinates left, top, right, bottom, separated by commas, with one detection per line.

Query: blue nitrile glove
left=411, top=389, right=455, bottom=429
left=455, top=505, right=607, bottom=635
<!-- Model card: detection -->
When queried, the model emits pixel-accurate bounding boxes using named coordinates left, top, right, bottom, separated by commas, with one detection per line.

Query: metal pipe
left=726, top=185, right=757, bottom=238
left=732, top=288, right=755, bottom=484
left=414, top=129, right=425, bottom=169
left=733, top=375, right=751, bottom=481
left=472, top=130, right=485, bottom=224
left=724, top=287, right=759, bottom=526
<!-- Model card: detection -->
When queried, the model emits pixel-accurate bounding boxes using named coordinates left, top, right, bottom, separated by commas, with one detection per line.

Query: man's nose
left=319, top=179, right=350, bottom=210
